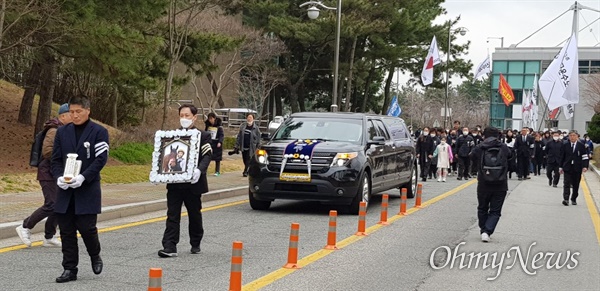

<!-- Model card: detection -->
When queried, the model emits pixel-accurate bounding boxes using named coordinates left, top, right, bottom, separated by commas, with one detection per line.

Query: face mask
left=180, top=118, right=193, bottom=128
left=553, top=136, right=560, bottom=141
left=560, top=135, right=564, bottom=139
left=430, top=133, right=436, bottom=137
left=463, top=131, right=468, bottom=135
left=586, top=138, right=590, bottom=141
left=423, top=131, right=429, bottom=135
left=472, top=133, right=477, bottom=136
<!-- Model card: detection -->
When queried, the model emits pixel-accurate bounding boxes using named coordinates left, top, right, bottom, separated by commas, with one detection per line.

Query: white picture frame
left=149, top=129, right=201, bottom=184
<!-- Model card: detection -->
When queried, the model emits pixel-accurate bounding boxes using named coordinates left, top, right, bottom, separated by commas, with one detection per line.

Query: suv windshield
left=273, top=117, right=363, bottom=144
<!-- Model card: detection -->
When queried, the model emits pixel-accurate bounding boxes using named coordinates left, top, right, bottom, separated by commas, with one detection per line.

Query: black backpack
left=479, top=146, right=507, bottom=183
left=29, top=128, right=50, bottom=167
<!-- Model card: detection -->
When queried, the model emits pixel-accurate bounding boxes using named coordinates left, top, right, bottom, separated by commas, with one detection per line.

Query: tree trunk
left=343, top=37, right=358, bottom=112
left=34, top=49, right=57, bottom=135
left=337, top=77, right=344, bottom=109
left=380, top=65, right=395, bottom=114
left=275, top=86, right=282, bottom=116
left=298, top=83, right=306, bottom=112
left=18, top=61, right=42, bottom=125
left=141, top=90, right=147, bottom=123
left=360, top=62, right=376, bottom=112
left=288, top=84, right=300, bottom=113
left=0, top=0, right=6, bottom=50
left=162, top=59, right=176, bottom=130
left=112, top=86, right=118, bottom=127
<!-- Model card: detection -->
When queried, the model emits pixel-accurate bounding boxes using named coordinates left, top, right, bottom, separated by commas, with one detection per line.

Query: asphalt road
left=0, top=173, right=598, bottom=291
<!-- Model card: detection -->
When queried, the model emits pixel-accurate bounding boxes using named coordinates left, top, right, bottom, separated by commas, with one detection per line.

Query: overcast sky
left=402, top=0, right=600, bottom=87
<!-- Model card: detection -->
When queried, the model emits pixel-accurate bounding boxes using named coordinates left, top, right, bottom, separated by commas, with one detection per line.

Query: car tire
left=403, top=163, right=418, bottom=199
left=249, top=190, right=271, bottom=210
left=347, top=171, right=370, bottom=215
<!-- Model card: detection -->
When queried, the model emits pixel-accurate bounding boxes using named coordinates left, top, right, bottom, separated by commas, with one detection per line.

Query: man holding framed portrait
left=154, top=104, right=212, bottom=257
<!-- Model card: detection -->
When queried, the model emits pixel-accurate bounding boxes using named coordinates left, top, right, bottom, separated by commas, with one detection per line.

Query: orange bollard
left=399, top=188, right=407, bottom=215
left=148, top=268, right=162, bottom=291
left=324, top=210, right=338, bottom=250
left=378, top=194, right=389, bottom=225
left=283, top=223, right=301, bottom=269
left=229, top=241, right=243, bottom=291
left=415, top=184, right=423, bottom=208
left=355, top=201, right=368, bottom=236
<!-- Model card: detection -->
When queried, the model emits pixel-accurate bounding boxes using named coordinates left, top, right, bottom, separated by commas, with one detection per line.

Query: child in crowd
left=433, top=137, right=453, bottom=182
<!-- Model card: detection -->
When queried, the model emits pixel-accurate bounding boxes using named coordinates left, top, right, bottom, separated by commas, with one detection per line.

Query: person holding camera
left=235, top=113, right=261, bottom=177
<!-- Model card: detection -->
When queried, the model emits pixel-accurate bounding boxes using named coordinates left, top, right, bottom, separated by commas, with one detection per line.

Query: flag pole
left=538, top=83, right=556, bottom=132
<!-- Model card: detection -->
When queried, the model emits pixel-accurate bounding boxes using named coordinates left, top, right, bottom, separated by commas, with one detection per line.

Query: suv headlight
left=255, top=149, right=269, bottom=164
left=331, top=152, right=358, bottom=167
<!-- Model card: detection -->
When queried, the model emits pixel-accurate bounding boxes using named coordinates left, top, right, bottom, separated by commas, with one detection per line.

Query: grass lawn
left=0, top=158, right=245, bottom=194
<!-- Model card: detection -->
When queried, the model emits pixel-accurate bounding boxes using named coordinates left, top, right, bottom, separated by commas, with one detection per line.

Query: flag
left=387, top=95, right=402, bottom=117
left=421, top=36, right=441, bottom=86
left=522, top=90, right=531, bottom=127
left=538, top=33, right=578, bottom=110
left=530, top=74, right=539, bottom=129
left=563, top=104, right=574, bottom=120
left=498, top=74, right=515, bottom=106
left=549, top=107, right=560, bottom=120
left=473, top=55, right=491, bottom=81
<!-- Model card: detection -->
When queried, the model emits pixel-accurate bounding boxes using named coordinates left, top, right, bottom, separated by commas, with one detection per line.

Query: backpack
left=29, top=128, right=50, bottom=167
left=479, top=146, right=507, bottom=183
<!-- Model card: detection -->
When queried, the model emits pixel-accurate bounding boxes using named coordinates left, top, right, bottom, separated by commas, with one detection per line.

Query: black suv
left=247, top=112, right=417, bottom=214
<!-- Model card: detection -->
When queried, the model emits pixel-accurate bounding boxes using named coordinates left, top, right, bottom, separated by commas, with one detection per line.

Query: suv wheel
left=348, top=172, right=370, bottom=215
left=404, top=163, right=418, bottom=198
left=249, top=190, right=271, bottom=210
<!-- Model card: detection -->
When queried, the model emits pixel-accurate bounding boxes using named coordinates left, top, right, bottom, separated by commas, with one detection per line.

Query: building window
left=525, top=61, right=540, bottom=74
left=508, top=61, right=525, bottom=74
left=507, top=75, right=524, bottom=89
left=547, top=120, right=559, bottom=129
left=493, top=61, right=508, bottom=74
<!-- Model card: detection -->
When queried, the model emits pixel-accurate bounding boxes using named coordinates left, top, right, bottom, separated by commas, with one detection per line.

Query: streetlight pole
left=444, top=26, right=467, bottom=130
left=487, top=36, right=504, bottom=48
left=300, top=0, right=342, bottom=112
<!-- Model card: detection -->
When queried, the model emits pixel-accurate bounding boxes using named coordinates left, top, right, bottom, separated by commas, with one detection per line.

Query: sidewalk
left=421, top=168, right=600, bottom=290
left=0, top=170, right=249, bottom=239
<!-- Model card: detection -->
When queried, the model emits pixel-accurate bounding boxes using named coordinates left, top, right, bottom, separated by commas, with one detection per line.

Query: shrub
left=587, top=113, right=600, bottom=143
left=594, top=147, right=600, bottom=165
left=109, top=142, right=154, bottom=165
left=223, top=136, right=237, bottom=149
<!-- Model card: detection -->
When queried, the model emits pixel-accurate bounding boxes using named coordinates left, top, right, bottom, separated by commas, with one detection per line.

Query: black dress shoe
left=571, top=200, right=577, bottom=205
left=191, top=246, right=201, bottom=254
left=56, top=269, right=77, bottom=283
left=457, top=177, right=462, bottom=180
left=562, top=200, right=569, bottom=206
left=553, top=185, right=558, bottom=188
left=91, top=256, right=103, bottom=275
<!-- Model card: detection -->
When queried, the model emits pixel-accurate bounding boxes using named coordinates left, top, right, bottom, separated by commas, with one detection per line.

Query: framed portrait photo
left=149, top=129, right=201, bottom=184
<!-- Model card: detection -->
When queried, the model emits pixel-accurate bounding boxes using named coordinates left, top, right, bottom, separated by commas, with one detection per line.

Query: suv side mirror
left=261, top=133, right=271, bottom=141
left=368, top=136, right=386, bottom=146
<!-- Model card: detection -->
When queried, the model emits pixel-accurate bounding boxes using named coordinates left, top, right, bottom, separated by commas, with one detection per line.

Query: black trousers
left=56, top=198, right=101, bottom=270
left=477, top=190, right=507, bottom=236
left=24, top=180, right=58, bottom=239
left=546, top=162, right=560, bottom=186
left=418, top=156, right=431, bottom=179
left=563, top=171, right=582, bottom=202
left=242, top=150, right=251, bottom=174
left=214, top=160, right=221, bottom=173
left=517, top=153, right=531, bottom=178
left=457, top=156, right=470, bottom=178
left=162, top=188, right=204, bottom=251
left=532, top=159, right=543, bottom=175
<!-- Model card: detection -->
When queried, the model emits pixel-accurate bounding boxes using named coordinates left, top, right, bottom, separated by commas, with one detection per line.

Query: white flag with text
left=421, top=36, right=441, bottom=86
left=473, top=55, right=491, bottom=81
left=538, top=33, right=578, bottom=110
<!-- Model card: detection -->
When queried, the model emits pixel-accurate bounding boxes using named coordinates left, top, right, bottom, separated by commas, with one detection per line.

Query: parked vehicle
left=247, top=112, right=417, bottom=214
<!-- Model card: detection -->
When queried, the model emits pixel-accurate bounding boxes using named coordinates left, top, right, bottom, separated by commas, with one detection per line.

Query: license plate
left=280, top=172, right=311, bottom=182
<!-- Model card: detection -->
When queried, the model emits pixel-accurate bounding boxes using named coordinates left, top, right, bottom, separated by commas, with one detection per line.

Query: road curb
left=0, top=186, right=248, bottom=240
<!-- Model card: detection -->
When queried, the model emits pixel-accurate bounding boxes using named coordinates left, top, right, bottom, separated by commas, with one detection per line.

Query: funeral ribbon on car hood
left=280, top=139, right=322, bottom=178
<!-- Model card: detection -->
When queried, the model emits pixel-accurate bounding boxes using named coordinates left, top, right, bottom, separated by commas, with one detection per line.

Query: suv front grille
left=266, top=149, right=335, bottom=173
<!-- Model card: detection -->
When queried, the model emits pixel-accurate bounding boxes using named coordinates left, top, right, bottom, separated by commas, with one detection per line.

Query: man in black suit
left=514, top=127, right=534, bottom=180
left=559, top=131, right=589, bottom=206
left=51, top=96, right=108, bottom=283
left=545, top=131, right=563, bottom=187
